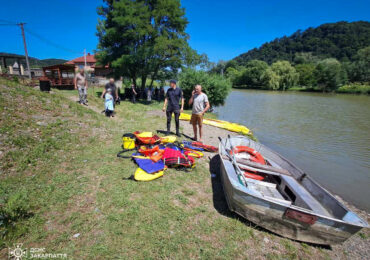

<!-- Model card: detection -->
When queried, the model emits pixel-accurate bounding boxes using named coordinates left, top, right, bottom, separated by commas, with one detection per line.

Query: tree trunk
left=149, top=64, right=161, bottom=88
left=132, top=77, right=137, bottom=87
left=149, top=70, right=159, bottom=88
left=141, top=75, right=147, bottom=90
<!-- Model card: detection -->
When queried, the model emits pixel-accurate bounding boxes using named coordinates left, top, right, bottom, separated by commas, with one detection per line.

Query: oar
left=218, top=136, right=248, bottom=186
left=221, top=156, right=292, bottom=177
left=218, top=136, right=246, bottom=186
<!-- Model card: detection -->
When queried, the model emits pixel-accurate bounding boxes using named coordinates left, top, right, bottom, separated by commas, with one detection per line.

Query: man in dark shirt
left=101, top=78, right=119, bottom=106
left=162, top=80, right=184, bottom=136
left=130, top=84, right=137, bottom=103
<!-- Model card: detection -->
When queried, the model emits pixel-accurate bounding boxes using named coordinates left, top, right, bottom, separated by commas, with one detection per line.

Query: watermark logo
left=8, top=243, right=27, bottom=260
left=8, top=244, right=68, bottom=259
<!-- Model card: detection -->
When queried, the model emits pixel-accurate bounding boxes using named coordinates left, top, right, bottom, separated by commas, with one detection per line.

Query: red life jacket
left=163, top=147, right=194, bottom=168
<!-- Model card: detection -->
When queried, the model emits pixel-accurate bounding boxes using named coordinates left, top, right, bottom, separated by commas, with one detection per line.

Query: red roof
left=66, top=53, right=96, bottom=64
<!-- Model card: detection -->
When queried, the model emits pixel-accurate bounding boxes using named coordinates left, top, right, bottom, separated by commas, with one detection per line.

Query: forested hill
left=233, top=21, right=370, bottom=65
left=0, top=52, right=67, bottom=68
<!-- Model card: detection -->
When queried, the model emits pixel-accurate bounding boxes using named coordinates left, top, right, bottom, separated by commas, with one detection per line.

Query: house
left=65, top=53, right=112, bottom=77
left=42, top=64, right=75, bottom=89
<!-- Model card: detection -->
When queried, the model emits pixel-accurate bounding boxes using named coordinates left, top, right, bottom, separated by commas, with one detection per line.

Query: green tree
left=225, top=66, right=246, bottom=87
left=225, top=60, right=238, bottom=71
left=209, top=60, right=227, bottom=76
left=239, top=60, right=268, bottom=88
left=270, top=61, right=299, bottom=90
left=96, top=0, right=198, bottom=89
left=315, top=58, right=347, bottom=91
left=261, top=68, right=280, bottom=90
left=295, top=63, right=317, bottom=87
left=293, top=52, right=320, bottom=65
left=347, top=46, right=370, bottom=82
left=179, top=68, right=232, bottom=107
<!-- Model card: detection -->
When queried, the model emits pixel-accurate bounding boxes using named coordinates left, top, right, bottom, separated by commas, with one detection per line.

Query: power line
left=24, top=27, right=83, bottom=55
left=0, top=20, right=83, bottom=55
left=0, top=19, right=17, bottom=25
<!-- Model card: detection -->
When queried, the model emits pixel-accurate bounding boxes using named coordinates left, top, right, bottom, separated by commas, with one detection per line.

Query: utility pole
left=84, top=48, right=87, bottom=67
left=18, top=22, right=31, bottom=79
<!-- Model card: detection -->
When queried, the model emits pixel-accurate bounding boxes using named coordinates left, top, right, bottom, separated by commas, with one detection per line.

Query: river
left=214, top=89, right=370, bottom=211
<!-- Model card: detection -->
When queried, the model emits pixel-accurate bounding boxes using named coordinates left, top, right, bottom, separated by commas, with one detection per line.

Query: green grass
left=0, top=78, right=363, bottom=259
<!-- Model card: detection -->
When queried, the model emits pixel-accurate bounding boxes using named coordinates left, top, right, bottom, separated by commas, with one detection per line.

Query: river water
left=214, top=89, right=370, bottom=211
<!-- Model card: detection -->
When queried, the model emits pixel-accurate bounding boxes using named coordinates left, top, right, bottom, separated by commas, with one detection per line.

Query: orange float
left=231, top=146, right=265, bottom=165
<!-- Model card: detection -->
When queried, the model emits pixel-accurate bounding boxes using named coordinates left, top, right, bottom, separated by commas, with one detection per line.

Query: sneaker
left=83, top=103, right=88, bottom=106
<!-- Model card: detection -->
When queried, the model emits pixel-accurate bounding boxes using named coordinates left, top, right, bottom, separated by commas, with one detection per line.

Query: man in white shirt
left=188, top=84, right=210, bottom=142
left=74, top=67, right=88, bottom=106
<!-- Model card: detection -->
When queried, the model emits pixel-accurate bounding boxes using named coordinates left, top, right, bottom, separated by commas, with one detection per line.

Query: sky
left=0, top=0, right=369, bottom=63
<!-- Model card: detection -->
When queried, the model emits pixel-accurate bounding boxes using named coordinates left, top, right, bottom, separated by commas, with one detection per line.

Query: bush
left=337, top=83, right=370, bottom=94
left=12, top=76, right=19, bottom=83
left=179, top=69, right=232, bottom=107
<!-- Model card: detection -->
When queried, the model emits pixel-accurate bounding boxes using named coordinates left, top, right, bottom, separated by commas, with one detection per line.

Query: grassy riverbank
left=233, top=83, right=370, bottom=94
left=1, top=78, right=369, bottom=259
left=288, top=84, right=370, bottom=94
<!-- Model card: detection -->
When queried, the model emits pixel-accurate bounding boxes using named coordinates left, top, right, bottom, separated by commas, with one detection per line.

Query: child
left=105, top=88, right=114, bottom=117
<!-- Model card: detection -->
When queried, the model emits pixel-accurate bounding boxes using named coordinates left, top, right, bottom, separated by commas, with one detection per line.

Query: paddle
left=221, top=156, right=292, bottom=177
left=218, top=136, right=248, bottom=186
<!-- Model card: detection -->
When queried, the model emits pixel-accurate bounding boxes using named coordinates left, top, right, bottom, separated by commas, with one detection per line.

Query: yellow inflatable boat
left=179, top=113, right=251, bottom=135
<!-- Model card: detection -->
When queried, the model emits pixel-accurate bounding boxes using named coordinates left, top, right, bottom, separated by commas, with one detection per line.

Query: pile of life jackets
left=117, top=131, right=218, bottom=181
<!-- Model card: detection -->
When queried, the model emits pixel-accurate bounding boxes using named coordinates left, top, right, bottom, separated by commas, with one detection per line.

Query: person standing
left=188, top=84, right=210, bottom=142
left=74, top=67, right=88, bottom=106
left=147, top=87, right=152, bottom=103
left=104, top=88, right=114, bottom=117
left=154, top=87, right=159, bottom=101
left=162, top=80, right=184, bottom=136
left=159, top=86, right=165, bottom=101
left=130, top=84, right=137, bottom=103
left=101, top=78, right=118, bottom=106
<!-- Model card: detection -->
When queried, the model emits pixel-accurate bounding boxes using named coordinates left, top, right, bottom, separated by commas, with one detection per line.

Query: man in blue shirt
left=162, top=80, right=184, bottom=136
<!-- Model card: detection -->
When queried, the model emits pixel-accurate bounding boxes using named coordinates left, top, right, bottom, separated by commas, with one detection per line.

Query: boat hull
left=219, top=138, right=366, bottom=245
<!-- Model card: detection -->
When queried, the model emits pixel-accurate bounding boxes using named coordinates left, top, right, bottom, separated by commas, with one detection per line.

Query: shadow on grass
left=208, top=154, right=331, bottom=249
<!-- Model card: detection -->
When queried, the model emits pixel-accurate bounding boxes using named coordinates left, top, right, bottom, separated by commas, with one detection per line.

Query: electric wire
left=24, top=27, right=83, bottom=54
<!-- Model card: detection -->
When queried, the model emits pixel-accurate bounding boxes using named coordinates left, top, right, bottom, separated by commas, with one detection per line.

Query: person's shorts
left=190, top=113, right=203, bottom=126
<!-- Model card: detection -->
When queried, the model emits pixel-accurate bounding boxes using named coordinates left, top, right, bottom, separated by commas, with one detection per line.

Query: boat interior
left=221, top=136, right=368, bottom=226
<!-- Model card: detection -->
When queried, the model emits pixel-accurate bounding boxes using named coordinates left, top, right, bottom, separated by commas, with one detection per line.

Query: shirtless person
left=74, top=67, right=88, bottom=106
